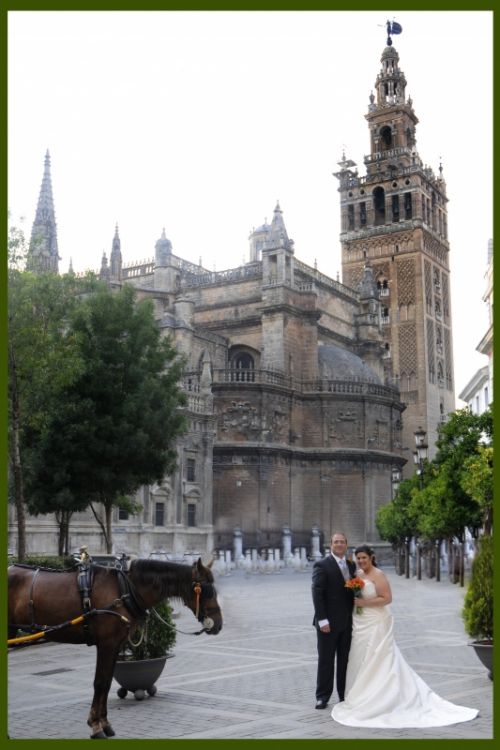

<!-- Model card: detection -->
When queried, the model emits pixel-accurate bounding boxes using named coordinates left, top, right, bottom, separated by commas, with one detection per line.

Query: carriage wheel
left=147, top=685, right=157, bottom=696
left=117, top=687, right=128, bottom=699
left=134, top=689, right=146, bottom=701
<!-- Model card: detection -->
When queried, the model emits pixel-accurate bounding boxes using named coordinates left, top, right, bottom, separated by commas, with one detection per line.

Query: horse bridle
left=192, top=580, right=218, bottom=631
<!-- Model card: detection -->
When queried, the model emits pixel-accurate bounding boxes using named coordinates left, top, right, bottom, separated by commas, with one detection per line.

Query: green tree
left=8, top=227, right=89, bottom=558
left=462, top=535, right=493, bottom=640
left=50, top=284, right=187, bottom=552
left=376, top=474, right=418, bottom=545
left=460, top=445, right=493, bottom=536
left=401, top=407, right=492, bottom=546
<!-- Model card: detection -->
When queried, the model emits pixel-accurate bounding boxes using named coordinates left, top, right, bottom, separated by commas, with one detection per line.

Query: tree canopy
left=9, top=237, right=188, bottom=556
left=376, top=406, right=493, bottom=550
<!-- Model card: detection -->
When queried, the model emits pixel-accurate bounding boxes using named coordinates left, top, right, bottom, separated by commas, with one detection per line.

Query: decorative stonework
left=424, top=259, right=432, bottom=311
left=220, top=401, right=260, bottom=437
left=426, top=317, right=435, bottom=377
left=328, top=407, right=364, bottom=445
left=396, top=258, right=416, bottom=305
left=444, top=328, right=453, bottom=389
left=398, top=323, right=417, bottom=374
left=442, top=273, right=450, bottom=320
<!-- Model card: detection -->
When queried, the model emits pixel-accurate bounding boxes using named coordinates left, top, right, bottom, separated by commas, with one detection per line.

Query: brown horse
left=8, top=557, right=222, bottom=739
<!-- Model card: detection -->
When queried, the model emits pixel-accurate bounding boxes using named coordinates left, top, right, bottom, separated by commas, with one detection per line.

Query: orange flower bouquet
left=345, top=576, right=366, bottom=614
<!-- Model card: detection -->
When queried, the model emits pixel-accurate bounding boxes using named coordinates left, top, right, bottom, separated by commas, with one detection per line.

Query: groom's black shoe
left=315, top=700, right=328, bottom=709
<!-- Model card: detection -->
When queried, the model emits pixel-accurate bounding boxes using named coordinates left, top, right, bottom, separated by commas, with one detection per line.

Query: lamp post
left=413, top=427, right=428, bottom=581
left=391, top=466, right=408, bottom=578
left=391, top=466, right=401, bottom=498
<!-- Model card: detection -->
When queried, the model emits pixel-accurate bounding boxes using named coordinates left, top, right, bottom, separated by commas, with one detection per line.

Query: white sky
left=8, top=10, right=493, bottom=404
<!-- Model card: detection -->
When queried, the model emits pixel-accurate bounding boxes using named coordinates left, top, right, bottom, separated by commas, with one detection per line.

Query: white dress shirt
left=318, top=553, right=348, bottom=629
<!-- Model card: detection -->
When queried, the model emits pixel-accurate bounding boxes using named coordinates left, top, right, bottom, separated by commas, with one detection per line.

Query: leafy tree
left=402, top=407, right=492, bottom=547
left=43, top=284, right=187, bottom=552
left=8, top=227, right=90, bottom=558
left=376, top=474, right=419, bottom=545
left=460, top=445, right=493, bottom=536
left=462, top=535, right=493, bottom=640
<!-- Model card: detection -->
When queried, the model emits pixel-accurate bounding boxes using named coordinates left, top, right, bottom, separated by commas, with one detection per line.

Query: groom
left=312, top=532, right=356, bottom=709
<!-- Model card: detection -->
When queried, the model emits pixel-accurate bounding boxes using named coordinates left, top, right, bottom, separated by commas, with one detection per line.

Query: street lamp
left=391, top=466, right=401, bottom=498
left=413, top=427, right=428, bottom=580
left=391, top=465, right=409, bottom=579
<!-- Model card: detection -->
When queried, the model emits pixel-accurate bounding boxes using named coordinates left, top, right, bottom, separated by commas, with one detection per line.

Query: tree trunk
left=105, top=502, right=113, bottom=553
left=90, top=502, right=109, bottom=552
left=8, top=346, right=27, bottom=561
left=56, top=510, right=73, bottom=556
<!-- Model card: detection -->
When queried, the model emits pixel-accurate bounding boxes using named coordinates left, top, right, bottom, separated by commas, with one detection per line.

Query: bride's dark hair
left=354, top=544, right=377, bottom=567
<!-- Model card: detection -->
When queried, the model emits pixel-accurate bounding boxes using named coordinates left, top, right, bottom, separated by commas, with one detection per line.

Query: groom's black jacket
left=311, top=555, right=356, bottom=632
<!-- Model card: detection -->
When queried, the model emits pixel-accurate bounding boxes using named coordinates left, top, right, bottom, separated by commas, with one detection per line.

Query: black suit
left=311, top=554, right=356, bottom=703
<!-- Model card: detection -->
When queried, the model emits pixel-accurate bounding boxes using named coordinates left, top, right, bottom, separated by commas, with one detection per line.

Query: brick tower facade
left=336, top=39, right=455, bottom=471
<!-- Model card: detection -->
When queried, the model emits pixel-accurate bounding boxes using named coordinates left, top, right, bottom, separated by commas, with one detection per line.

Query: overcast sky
left=8, top=9, right=493, bottom=403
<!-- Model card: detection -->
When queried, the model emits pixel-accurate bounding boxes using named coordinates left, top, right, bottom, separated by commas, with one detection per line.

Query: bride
left=331, top=544, right=479, bottom=728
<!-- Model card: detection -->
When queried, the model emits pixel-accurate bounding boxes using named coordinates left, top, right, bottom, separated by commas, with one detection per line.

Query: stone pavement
left=7, top=565, right=493, bottom=740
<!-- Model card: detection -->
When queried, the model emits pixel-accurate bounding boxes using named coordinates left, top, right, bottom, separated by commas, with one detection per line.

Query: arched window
left=373, top=187, right=386, bottom=226
left=437, top=361, right=444, bottom=387
left=232, top=352, right=255, bottom=382
left=380, top=126, right=393, bottom=150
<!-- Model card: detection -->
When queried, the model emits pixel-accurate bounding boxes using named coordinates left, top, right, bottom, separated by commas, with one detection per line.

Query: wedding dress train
left=331, top=580, right=478, bottom=728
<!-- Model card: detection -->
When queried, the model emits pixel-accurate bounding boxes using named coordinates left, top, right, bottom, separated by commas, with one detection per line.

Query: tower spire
left=110, top=223, right=122, bottom=281
left=27, top=149, right=60, bottom=274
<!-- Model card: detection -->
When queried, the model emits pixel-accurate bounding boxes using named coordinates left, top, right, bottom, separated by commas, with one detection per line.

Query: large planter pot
left=114, top=655, right=169, bottom=700
left=469, top=640, right=493, bottom=680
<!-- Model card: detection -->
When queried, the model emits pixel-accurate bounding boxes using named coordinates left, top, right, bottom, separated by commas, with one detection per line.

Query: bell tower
left=336, top=33, right=455, bottom=471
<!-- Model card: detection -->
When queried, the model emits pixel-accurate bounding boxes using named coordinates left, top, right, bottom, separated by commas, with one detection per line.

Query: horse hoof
left=103, top=726, right=116, bottom=737
left=90, top=730, right=108, bottom=739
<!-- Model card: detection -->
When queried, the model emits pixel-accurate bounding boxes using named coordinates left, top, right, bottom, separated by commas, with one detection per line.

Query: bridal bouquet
left=345, top=576, right=365, bottom=614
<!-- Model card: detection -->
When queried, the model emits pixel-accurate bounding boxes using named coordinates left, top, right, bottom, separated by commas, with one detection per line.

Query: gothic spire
left=27, top=149, right=60, bottom=274
left=110, top=223, right=122, bottom=281
left=269, top=201, right=293, bottom=251
left=155, top=227, right=173, bottom=267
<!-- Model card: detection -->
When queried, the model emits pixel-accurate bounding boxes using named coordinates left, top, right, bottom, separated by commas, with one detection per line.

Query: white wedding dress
left=331, top=579, right=478, bottom=728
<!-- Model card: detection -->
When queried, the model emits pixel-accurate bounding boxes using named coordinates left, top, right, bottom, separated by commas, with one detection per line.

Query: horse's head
left=188, top=558, right=223, bottom=635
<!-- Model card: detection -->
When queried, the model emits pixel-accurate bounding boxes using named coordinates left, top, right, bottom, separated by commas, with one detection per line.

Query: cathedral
left=14, top=34, right=454, bottom=561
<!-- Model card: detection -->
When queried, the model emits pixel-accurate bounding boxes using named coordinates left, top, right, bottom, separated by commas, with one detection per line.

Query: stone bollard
left=282, top=525, right=293, bottom=567
left=224, top=549, right=233, bottom=574
left=242, top=549, right=252, bottom=574
left=311, top=526, right=322, bottom=561
left=233, top=527, right=244, bottom=568
left=274, top=548, right=283, bottom=572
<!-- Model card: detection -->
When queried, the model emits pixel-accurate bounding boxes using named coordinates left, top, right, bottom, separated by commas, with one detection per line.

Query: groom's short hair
left=331, top=532, right=347, bottom=543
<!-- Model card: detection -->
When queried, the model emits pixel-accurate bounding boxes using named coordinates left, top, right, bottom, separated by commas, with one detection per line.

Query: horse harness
left=9, top=562, right=138, bottom=647
left=9, top=563, right=217, bottom=646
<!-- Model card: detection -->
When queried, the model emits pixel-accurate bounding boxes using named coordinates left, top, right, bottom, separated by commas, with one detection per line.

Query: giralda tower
left=336, top=26, right=455, bottom=473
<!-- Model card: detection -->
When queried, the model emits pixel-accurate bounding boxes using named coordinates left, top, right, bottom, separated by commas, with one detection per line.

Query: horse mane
left=128, top=559, right=194, bottom=600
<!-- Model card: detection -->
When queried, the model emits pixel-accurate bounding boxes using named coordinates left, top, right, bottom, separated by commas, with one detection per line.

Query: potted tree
left=460, top=439, right=493, bottom=680
left=462, top=534, right=493, bottom=680
left=114, top=600, right=177, bottom=700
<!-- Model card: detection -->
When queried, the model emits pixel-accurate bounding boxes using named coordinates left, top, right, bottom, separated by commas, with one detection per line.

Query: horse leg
left=87, top=642, right=120, bottom=739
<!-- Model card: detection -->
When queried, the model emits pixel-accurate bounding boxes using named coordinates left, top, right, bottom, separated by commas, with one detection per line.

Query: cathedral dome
left=318, top=344, right=381, bottom=383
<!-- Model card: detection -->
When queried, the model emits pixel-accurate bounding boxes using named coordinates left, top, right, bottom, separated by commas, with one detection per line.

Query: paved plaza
left=7, top=564, right=493, bottom=740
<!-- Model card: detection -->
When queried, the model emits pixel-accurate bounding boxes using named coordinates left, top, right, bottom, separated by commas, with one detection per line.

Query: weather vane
left=386, top=19, right=403, bottom=46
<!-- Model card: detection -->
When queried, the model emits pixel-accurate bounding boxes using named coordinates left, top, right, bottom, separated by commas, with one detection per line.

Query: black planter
left=114, top=655, right=168, bottom=700
left=469, top=640, right=493, bottom=680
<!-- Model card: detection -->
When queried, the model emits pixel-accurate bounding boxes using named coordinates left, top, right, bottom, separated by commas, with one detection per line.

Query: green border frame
left=2, top=2, right=497, bottom=749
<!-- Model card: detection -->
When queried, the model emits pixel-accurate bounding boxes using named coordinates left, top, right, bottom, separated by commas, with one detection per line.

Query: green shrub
left=9, top=555, right=75, bottom=569
left=119, top=600, right=177, bottom=660
left=462, top=535, right=493, bottom=640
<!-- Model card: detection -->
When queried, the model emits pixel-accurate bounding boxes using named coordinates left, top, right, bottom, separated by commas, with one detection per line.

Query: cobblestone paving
left=7, top=566, right=493, bottom=740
